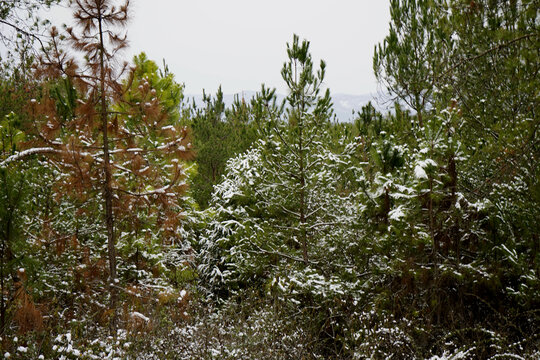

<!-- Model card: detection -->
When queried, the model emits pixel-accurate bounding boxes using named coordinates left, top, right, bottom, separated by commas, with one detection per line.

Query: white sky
left=42, top=0, right=390, bottom=96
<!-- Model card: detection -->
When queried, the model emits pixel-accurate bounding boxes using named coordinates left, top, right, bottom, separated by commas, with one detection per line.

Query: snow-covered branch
left=0, top=147, right=59, bottom=167
left=112, top=184, right=178, bottom=197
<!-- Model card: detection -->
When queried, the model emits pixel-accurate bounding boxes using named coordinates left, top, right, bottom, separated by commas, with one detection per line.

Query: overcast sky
left=45, top=0, right=390, bottom=96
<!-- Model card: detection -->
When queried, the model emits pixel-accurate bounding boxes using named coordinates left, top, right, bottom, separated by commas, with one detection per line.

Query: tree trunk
left=299, top=95, right=308, bottom=265
left=415, top=93, right=424, bottom=128
left=97, top=12, right=117, bottom=322
left=429, top=176, right=436, bottom=256
left=0, top=238, right=6, bottom=333
left=300, top=169, right=308, bottom=265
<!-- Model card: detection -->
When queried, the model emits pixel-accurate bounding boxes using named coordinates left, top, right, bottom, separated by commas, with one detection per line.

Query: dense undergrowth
left=1, top=0, right=539, bottom=359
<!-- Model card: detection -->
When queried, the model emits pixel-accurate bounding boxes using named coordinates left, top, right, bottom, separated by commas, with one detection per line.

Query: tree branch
left=0, top=147, right=58, bottom=167
left=437, top=33, right=538, bottom=83
left=0, top=18, right=48, bottom=53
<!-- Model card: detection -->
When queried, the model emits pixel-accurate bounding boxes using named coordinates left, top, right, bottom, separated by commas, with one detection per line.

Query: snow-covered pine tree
left=258, top=34, right=334, bottom=265
left=198, top=35, right=367, bottom=305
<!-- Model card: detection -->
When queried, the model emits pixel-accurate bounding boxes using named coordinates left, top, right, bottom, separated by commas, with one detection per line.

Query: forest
left=0, top=0, right=538, bottom=359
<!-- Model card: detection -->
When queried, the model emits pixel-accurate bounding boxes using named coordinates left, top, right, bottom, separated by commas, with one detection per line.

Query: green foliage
left=129, top=52, right=185, bottom=123
left=189, top=87, right=260, bottom=208
left=0, top=1, right=538, bottom=358
left=0, top=165, right=28, bottom=332
left=366, top=0, right=540, bottom=356
left=374, top=0, right=451, bottom=126
left=50, top=77, right=77, bottom=123
left=0, top=113, right=25, bottom=156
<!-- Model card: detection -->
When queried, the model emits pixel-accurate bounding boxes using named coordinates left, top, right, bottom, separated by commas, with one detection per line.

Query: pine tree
left=371, top=0, right=540, bottom=352
left=190, top=87, right=228, bottom=208
left=189, top=87, right=260, bottom=208
left=1, top=0, right=193, bottom=318
left=260, top=34, right=333, bottom=264
left=0, top=59, right=44, bottom=334
left=373, top=0, right=450, bottom=127
left=199, top=35, right=366, bottom=300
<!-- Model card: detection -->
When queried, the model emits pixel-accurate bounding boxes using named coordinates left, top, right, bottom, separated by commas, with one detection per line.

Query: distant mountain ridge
left=185, top=92, right=388, bottom=122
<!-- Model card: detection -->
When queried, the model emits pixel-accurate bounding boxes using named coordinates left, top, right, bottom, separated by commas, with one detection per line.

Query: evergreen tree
left=371, top=0, right=540, bottom=354
left=373, top=0, right=450, bottom=126
left=0, top=129, right=28, bottom=333
left=1, top=0, right=193, bottom=320
left=260, top=34, right=333, bottom=264
left=189, top=87, right=259, bottom=208
left=190, top=87, right=228, bottom=208
left=199, top=35, right=365, bottom=311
